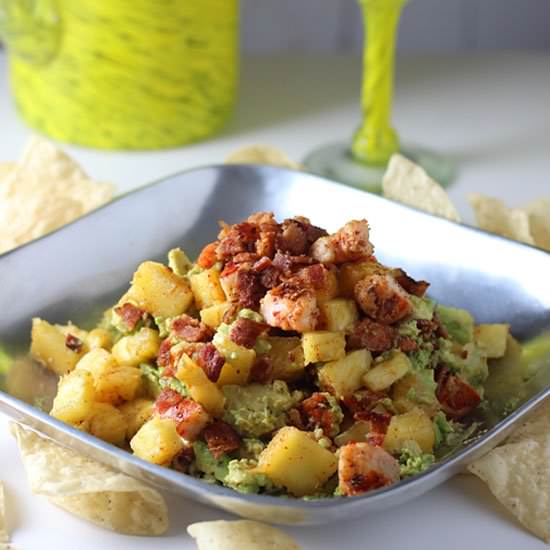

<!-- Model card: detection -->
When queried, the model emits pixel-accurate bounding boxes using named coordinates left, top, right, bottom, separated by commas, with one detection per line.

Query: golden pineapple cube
left=127, top=261, right=193, bottom=318
left=363, top=351, right=411, bottom=392
left=213, top=331, right=256, bottom=372
left=189, top=268, right=226, bottom=309
left=86, top=328, right=113, bottom=350
left=87, top=402, right=128, bottom=446
left=383, top=408, right=435, bottom=454
left=111, top=327, right=160, bottom=366
left=176, top=354, right=225, bottom=416
left=319, top=299, right=359, bottom=332
left=76, top=348, right=117, bottom=375
left=267, top=337, right=306, bottom=381
left=391, top=372, right=438, bottom=416
left=257, top=427, right=337, bottom=497
left=334, top=420, right=371, bottom=447
left=338, top=261, right=383, bottom=298
left=318, top=349, right=372, bottom=398
left=119, top=398, right=154, bottom=439
left=474, top=323, right=510, bottom=358
left=168, top=247, right=192, bottom=276
left=200, top=302, right=233, bottom=329
left=130, top=416, right=183, bottom=465
left=314, top=267, right=339, bottom=302
left=302, top=331, right=346, bottom=365
left=217, top=361, right=250, bottom=386
left=50, top=370, right=95, bottom=425
left=31, top=318, right=84, bottom=375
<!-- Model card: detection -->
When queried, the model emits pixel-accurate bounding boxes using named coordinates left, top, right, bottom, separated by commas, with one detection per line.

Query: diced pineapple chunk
left=383, top=408, right=435, bottom=454
left=338, top=261, right=383, bottom=298
left=86, top=402, right=127, bottom=446
left=257, top=427, right=337, bottom=497
left=474, top=323, right=510, bottom=358
left=127, top=261, right=193, bottom=318
left=318, top=299, right=359, bottom=332
left=86, top=328, right=113, bottom=350
left=318, top=349, right=372, bottom=398
left=111, top=327, right=160, bottom=366
left=176, top=354, right=225, bottom=416
left=217, top=362, right=249, bottom=386
left=334, top=420, right=371, bottom=447
left=267, top=337, right=306, bottom=381
left=302, top=331, right=346, bottom=365
left=50, top=370, right=95, bottom=425
left=391, top=371, right=438, bottom=415
left=213, top=331, right=256, bottom=373
left=130, top=416, right=183, bottom=465
left=314, top=268, right=339, bottom=302
left=31, top=318, right=84, bottom=375
left=363, top=351, right=411, bottom=392
left=200, top=302, right=233, bottom=329
left=119, top=398, right=154, bottom=439
left=189, top=268, right=226, bottom=309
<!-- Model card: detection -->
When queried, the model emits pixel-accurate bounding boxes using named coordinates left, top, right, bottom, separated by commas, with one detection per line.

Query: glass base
left=303, top=142, right=456, bottom=194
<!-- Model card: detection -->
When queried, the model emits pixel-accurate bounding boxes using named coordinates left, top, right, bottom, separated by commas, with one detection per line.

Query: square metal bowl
left=1, top=165, right=549, bottom=525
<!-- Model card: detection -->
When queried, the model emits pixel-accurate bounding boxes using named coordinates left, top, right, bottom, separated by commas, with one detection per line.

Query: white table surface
left=0, top=51, right=548, bottom=549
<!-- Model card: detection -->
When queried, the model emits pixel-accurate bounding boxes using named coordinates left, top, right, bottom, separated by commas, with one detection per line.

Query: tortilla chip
left=225, top=145, right=302, bottom=170
left=187, top=520, right=301, bottom=550
left=382, top=154, right=461, bottom=222
left=523, top=198, right=550, bottom=252
left=11, top=423, right=168, bottom=536
left=0, top=481, right=7, bottom=543
left=468, top=399, right=550, bottom=543
left=467, top=193, right=535, bottom=246
left=0, top=136, right=115, bottom=255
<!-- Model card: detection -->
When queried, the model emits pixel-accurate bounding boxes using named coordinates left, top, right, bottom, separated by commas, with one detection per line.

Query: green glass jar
left=0, top=0, right=239, bottom=150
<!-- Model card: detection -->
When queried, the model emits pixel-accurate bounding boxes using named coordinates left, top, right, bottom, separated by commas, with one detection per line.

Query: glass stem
left=352, top=0, right=405, bottom=166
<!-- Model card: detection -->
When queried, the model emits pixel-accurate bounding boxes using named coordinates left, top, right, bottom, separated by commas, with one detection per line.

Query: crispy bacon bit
left=171, top=445, right=195, bottom=472
left=197, top=343, right=225, bottom=382
left=354, top=273, right=413, bottom=325
left=343, top=390, right=386, bottom=418
left=157, top=338, right=172, bottom=368
left=236, top=269, right=264, bottom=309
left=256, top=219, right=280, bottom=258
left=298, top=392, right=341, bottom=437
left=171, top=314, right=213, bottom=343
left=229, top=318, right=266, bottom=349
left=272, top=251, right=312, bottom=276
left=114, top=302, right=145, bottom=331
left=233, top=252, right=260, bottom=264
left=366, top=432, right=385, bottom=447
left=347, top=318, right=397, bottom=353
left=259, top=266, right=280, bottom=289
left=65, top=333, right=83, bottom=353
left=338, top=442, right=400, bottom=496
left=197, top=242, right=219, bottom=269
left=154, top=389, right=210, bottom=440
left=436, top=368, right=481, bottom=418
left=216, top=222, right=258, bottom=260
left=202, top=421, right=241, bottom=459
left=398, top=336, right=419, bottom=352
left=277, top=219, right=308, bottom=255
left=222, top=303, right=241, bottom=325
left=355, top=409, right=392, bottom=434
left=288, top=407, right=306, bottom=430
left=393, top=268, right=430, bottom=297
left=248, top=355, right=274, bottom=384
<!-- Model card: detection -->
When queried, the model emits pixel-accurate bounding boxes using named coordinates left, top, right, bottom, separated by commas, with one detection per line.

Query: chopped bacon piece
left=197, top=343, right=225, bottom=382
left=154, top=389, right=210, bottom=440
left=366, top=432, right=385, bottom=447
left=355, top=409, right=392, bottom=434
left=436, top=368, right=481, bottom=418
left=157, top=338, right=172, bottom=369
left=347, top=318, right=397, bottom=353
left=229, top=318, right=266, bottom=349
left=417, top=316, right=448, bottom=340
left=216, top=222, right=258, bottom=260
left=393, top=268, right=430, bottom=297
left=343, top=390, right=386, bottom=418
left=171, top=314, right=213, bottom=343
left=114, top=302, right=145, bottom=331
left=171, top=445, right=195, bottom=472
left=236, top=269, right=264, bottom=309
left=277, top=219, right=308, bottom=255
left=233, top=252, right=260, bottom=264
left=272, top=251, right=312, bottom=276
left=338, top=442, right=400, bottom=496
left=354, top=273, right=413, bottom=325
left=398, top=336, right=419, bottom=352
left=256, top=223, right=280, bottom=258
left=202, top=421, right=241, bottom=458
left=65, top=333, right=83, bottom=353
left=248, top=355, right=274, bottom=384
left=298, top=392, right=342, bottom=437
left=259, top=266, right=280, bottom=289
left=196, top=242, right=219, bottom=269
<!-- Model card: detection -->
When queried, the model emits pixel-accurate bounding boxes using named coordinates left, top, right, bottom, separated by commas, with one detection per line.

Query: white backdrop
left=241, top=0, right=550, bottom=53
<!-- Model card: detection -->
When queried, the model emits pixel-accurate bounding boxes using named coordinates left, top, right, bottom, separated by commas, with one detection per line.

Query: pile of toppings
left=40, top=212, right=509, bottom=499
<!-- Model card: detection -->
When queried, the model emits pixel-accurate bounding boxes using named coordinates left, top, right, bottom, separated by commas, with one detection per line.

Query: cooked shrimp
left=338, top=442, right=400, bottom=496
left=354, top=272, right=413, bottom=325
left=311, top=220, right=374, bottom=264
left=260, top=278, right=319, bottom=332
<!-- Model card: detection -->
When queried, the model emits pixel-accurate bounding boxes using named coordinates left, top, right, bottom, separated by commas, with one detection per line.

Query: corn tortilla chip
left=0, top=136, right=115, bottom=255
left=523, top=198, right=550, bottom=252
left=188, top=520, right=301, bottom=550
left=11, top=423, right=168, bottom=536
left=225, top=145, right=302, bottom=170
left=382, top=154, right=461, bottom=222
left=0, top=481, right=8, bottom=543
